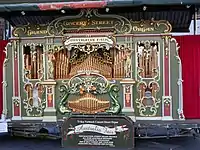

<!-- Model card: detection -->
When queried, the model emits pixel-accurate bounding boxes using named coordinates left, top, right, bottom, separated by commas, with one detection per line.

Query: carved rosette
left=12, top=97, right=21, bottom=117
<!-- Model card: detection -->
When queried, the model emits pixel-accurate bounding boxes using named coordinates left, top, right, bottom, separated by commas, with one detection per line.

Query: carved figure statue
left=32, top=87, right=39, bottom=107
left=47, top=50, right=55, bottom=79
left=123, top=48, right=133, bottom=78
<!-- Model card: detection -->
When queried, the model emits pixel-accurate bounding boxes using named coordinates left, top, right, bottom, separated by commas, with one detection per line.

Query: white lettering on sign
left=64, top=37, right=114, bottom=45
left=67, top=124, right=128, bottom=136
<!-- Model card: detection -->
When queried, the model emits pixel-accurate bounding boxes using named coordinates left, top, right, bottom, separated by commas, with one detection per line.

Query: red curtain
left=175, top=35, right=200, bottom=119
left=0, top=40, right=8, bottom=118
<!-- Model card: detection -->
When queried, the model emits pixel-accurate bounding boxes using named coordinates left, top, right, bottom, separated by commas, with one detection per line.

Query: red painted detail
left=14, top=58, right=19, bottom=97
left=164, top=56, right=169, bottom=96
left=125, top=93, right=131, bottom=107
left=38, top=1, right=107, bottom=10
left=14, top=104, right=20, bottom=116
left=164, top=103, right=170, bottom=116
left=47, top=94, right=53, bottom=108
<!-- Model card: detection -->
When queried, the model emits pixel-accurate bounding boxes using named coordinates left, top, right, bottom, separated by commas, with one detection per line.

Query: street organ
left=1, top=9, right=184, bottom=124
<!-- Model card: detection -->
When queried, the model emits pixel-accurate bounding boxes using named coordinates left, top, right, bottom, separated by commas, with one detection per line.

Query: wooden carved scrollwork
left=135, top=81, right=161, bottom=116
left=113, top=45, right=133, bottom=78
left=23, top=44, right=44, bottom=80
left=136, top=40, right=159, bottom=80
left=47, top=9, right=132, bottom=35
left=23, top=82, right=45, bottom=116
left=58, top=71, right=121, bottom=114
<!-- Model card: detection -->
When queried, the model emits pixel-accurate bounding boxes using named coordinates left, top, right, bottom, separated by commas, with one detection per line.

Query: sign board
left=12, top=9, right=172, bottom=37
left=62, top=115, right=134, bottom=149
left=0, top=122, right=8, bottom=133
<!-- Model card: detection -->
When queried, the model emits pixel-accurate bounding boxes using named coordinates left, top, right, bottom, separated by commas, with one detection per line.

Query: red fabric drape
left=0, top=40, right=8, bottom=118
left=175, top=35, right=200, bottom=119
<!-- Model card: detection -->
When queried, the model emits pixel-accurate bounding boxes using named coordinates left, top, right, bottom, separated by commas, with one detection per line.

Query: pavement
left=0, top=135, right=200, bottom=150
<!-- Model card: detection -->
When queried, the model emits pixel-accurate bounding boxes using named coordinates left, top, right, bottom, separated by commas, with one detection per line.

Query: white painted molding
left=136, top=117, right=162, bottom=120
left=43, top=116, right=57, bottom=122
left=22, top=117, right=43, bottom=120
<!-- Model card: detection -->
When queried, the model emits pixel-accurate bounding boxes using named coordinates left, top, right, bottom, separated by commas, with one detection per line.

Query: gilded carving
left=13, top=24, right=47, bottom=37
left=23, top=82, right=45, bottom=116
left=163, top=36, right=171, bottom=56
left=47, top=50, right=56, bottom=79
left=136, top=40, right=159, bottom=80
left=47, top=9, right=132, bottom=35
left=131, top=19, right=172, bottom=34
left=58, top=71, right=121, bottom=114
left=135, top=81, right=161, bottom=116
left=12, top=9, right=172, bottom=37
left=13, top=98, right=20, bottom=107
left=123, top=48, right=133, bottom=78
left=23, top=44, right=44, bottom=81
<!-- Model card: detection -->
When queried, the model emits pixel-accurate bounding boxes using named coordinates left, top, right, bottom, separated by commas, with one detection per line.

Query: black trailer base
left=6, top=118, right=200, bottom=147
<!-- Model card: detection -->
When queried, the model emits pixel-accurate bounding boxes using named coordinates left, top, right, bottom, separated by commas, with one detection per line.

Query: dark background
left=0, top=135, right=200, bottom=150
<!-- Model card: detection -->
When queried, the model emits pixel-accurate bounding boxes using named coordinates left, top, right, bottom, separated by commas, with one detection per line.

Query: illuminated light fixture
left=61, top=9, right=65, bottom=14
left=21, top=11, right=25, bottom=15
left=143, top=6, right=147, bottom=11
left=105, top=8, right=109, bottom=12
left=186, top=5, right=191, bottom=8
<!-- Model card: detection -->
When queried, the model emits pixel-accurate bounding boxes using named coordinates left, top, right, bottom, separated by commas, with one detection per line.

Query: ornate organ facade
left=2, top=9, right=184, bottom=122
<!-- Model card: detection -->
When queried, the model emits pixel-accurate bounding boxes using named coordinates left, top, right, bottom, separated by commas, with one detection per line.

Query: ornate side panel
left=134, top=37, right=163, bottom=118
left=21, top=42, right=46, bottom=118
left=11, top=39, right=22, bottom=120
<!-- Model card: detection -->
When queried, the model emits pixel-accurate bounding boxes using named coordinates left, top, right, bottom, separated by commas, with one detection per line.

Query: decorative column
left=120, top=80, right=135, bottom=121
left=41, top=38, right=57, bottom=122
left=12, top=39, right=22, bottom=120
left=1, top=43, right=11, bottom=121
left=171, top=38, right=185, bottom=120
left=41, top=81, right=57, bottom=122
left=162, top=36, right=172, bottom=120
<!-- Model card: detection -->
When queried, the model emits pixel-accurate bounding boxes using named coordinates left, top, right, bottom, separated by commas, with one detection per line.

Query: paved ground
left=0, top=136, right=200, bottom=150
